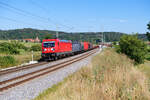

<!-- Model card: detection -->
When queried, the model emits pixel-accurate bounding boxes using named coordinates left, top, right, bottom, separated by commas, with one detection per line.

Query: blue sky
left=0, top=0, right=149, bottom=33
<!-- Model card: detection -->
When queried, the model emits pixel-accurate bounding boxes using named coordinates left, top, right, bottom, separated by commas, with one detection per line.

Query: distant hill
left=0, top=28, right=56, bottom=40
left=138, top=34, right=148, bottom=41
left=0, top=28, right=147, bottom=43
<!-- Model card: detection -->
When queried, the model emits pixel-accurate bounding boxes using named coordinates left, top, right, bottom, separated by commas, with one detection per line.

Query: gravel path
left=0, top=49, right=101, bottom=100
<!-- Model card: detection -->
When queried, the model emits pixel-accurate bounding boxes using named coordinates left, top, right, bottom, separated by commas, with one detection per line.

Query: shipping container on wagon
left=83, top=42, right=89, bottom=50
left=88, top=43, right=93, bottom=49
left=72, top=41, right=82, bottom=53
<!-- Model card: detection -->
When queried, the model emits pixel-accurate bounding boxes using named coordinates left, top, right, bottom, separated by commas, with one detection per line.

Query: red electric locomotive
left=41, top=39, right=72, bottom=60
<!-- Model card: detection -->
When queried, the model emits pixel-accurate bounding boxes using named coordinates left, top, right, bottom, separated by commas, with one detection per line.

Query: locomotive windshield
left=43, top=42, right=55, bottom=48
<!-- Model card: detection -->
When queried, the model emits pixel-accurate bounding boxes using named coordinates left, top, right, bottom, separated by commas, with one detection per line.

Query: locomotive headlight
left=51, top=48, right=55, bottom=51
left=44, top=48, right=47, bottom=51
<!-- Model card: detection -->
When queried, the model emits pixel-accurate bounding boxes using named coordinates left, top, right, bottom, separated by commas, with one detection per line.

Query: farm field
left=0, top=40, right=41, bottom=69
left=34, top=48, right=150, bottom=100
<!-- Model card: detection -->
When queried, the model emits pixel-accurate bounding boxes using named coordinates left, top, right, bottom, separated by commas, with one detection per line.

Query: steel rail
left=0, top=62, right=48, bottom=76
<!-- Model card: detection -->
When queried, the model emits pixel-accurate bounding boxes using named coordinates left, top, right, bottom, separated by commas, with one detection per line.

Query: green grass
left=0, top=56, right=16, bottom=68
left=0, top=51, right=41, bottom=69
left=0, top=40, right=9, bottom=43
left=14, top=51, right=41, bottom=65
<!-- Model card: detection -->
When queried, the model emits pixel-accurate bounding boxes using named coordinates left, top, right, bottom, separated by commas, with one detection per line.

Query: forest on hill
left=0, top=28, right=147, bottom=42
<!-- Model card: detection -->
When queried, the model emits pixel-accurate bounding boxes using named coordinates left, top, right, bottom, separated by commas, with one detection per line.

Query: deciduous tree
left=146, top=22, right=150, bottom=41
left=119, top=35, right=147, bottom=64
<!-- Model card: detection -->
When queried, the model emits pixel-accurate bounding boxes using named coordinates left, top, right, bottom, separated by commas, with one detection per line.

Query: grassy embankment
left=34, top=48, right=150, bottom=100
left=0, top=40, right=41, bottom=69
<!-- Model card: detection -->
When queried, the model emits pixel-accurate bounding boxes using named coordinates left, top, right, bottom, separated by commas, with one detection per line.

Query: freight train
left=41, top=39, right=94, bottom=60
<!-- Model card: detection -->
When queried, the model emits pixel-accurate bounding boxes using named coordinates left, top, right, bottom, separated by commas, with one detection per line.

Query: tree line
left=0, top=28, right=126, bottom=42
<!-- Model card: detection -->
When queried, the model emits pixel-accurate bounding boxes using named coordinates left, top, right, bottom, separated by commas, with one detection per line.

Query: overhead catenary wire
left=0, top=16, right=47, bottom=29
left=0, top=1, right=48, bottom=22
left=0, top=4, right=54, bottom=30
left=0, top=1, right=59, bottom=29
left=0, top=5, right=28, bottom=17
left=29, top=0, right=50, bottom=14
left=27, top=0, right=76, bottom=38
left=28, top=0, right=74, bottom=31
left=0, top=1, right=75, bottom=33
left=0, top=5, right=50, bottom=27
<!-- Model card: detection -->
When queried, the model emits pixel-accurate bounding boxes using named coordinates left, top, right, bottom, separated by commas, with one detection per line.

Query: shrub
left=30, top=44, right=41, bottom=51
left=112, top=41, right=117, bottom=45
left=0, top=41, right=28, bottom=54
left=115, top=45, right=121, bottom=53
left=0, top=42, right=20, bottom=54
left=147, top=47, right=150, bottom=52
left=0, top=56, right=16, bottom=68
left=119, top=35, right=147, bottom=64
left=11, top=41, right=28, bottom=50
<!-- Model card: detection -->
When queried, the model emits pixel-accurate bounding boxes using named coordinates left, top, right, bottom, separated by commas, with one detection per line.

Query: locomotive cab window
left=43, top=42, right=55, bottom=48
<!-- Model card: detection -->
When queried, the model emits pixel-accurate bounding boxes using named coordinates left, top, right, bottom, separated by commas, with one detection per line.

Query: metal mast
left=56, top=24, right=59, bottom=38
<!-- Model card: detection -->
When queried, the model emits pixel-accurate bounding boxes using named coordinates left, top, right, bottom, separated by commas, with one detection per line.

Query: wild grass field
left=0, top=40, right=41, bottom=69
left=14, top=51, right=41, bottom=65
left=34, top=48, right=150, bottom=100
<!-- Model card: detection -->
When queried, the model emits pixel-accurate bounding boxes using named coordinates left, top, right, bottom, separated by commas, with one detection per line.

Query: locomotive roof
left=59, top=40, right=71, bottom=43
left=43, top=39, right=72, bottom=43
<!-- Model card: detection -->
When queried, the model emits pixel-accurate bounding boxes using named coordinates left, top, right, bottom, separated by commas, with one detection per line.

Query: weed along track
left=0, top=49, right=98, bottom=92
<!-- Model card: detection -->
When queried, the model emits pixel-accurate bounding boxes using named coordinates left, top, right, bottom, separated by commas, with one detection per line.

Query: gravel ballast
left=0, top=49, right=101, bottom=100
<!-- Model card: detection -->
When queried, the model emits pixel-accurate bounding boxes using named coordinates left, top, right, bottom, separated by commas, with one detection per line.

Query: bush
left=30, top=44, right=41, bottom=51
left=114, top=45, right=121, bottom=53
left=0, top=56, right=16, bottom=68
left=0, top=42, right=20, bottom=54
left=11, top=41, right=28, bottom=50
left=119, top=35, right=147, bottom=64
left=0, top=41, right=28, bottom=54
left=112, top=41, right=117, bottom=45
left=147, top=46, right=150, bottom=52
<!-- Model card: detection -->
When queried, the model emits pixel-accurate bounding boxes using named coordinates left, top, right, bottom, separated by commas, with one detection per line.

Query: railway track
left=0, top=48, right=98, bottom=92
left=0, top=62, right=48, bottom=76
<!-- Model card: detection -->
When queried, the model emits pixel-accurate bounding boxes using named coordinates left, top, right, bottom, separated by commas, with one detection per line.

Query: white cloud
left=119, top=19, right=127, bottom=23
